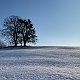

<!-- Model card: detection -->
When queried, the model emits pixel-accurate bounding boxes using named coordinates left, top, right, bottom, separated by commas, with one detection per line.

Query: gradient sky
left=0, top=0, right=80, bottom=46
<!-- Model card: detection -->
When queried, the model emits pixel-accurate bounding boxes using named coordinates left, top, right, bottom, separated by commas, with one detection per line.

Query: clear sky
left=0, top=0, right=80, bottom=46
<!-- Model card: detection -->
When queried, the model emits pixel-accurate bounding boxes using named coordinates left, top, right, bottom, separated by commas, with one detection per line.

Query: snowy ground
left=0, top=47, right=80, bottom=80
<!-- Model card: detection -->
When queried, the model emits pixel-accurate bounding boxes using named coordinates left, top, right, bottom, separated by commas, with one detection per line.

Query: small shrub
left=0, top=41, right=6, bottom=48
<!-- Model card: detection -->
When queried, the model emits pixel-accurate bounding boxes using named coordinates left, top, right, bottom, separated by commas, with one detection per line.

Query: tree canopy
left=1, top=15, right=37, bottom=47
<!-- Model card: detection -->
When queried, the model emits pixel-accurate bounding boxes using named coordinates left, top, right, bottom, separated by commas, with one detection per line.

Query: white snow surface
left=0, top=47, right=80, bottom=80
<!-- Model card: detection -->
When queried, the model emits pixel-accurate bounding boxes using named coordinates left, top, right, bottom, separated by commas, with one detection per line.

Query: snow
left=0, top=47, right=80, bottom=80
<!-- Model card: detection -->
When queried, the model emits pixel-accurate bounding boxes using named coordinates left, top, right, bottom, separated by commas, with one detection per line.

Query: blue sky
left=0, top=0, right=80, bottom=46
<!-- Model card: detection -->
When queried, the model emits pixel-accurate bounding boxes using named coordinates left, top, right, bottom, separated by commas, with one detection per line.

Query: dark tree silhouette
left=1, top=15, right=21, bottom=47
left=1, top=15, right=37, bottom=47
left=18, top=19, right=37, bottom=46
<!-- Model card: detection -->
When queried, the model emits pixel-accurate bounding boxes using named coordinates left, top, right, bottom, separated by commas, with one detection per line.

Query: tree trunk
left=14, top=40, right=17, bottom=47
left=14, top=26, right=18, bottom=47
left=24, top=41, right=26, bottom=47
left=20, top=41, right=22, bottom=47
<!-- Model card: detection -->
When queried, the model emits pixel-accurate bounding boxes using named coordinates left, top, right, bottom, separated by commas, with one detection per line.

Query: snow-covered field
left=0, top=47, right=80, bottom=80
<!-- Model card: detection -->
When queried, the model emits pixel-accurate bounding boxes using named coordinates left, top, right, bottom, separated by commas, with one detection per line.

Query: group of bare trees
left=1, top=15, right=37, bottom=47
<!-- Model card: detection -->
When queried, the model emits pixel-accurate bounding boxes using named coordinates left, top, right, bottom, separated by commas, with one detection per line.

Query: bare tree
left=18, top=19, right=37, bottom=46
left=1, top=15, right=20, bottom=47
